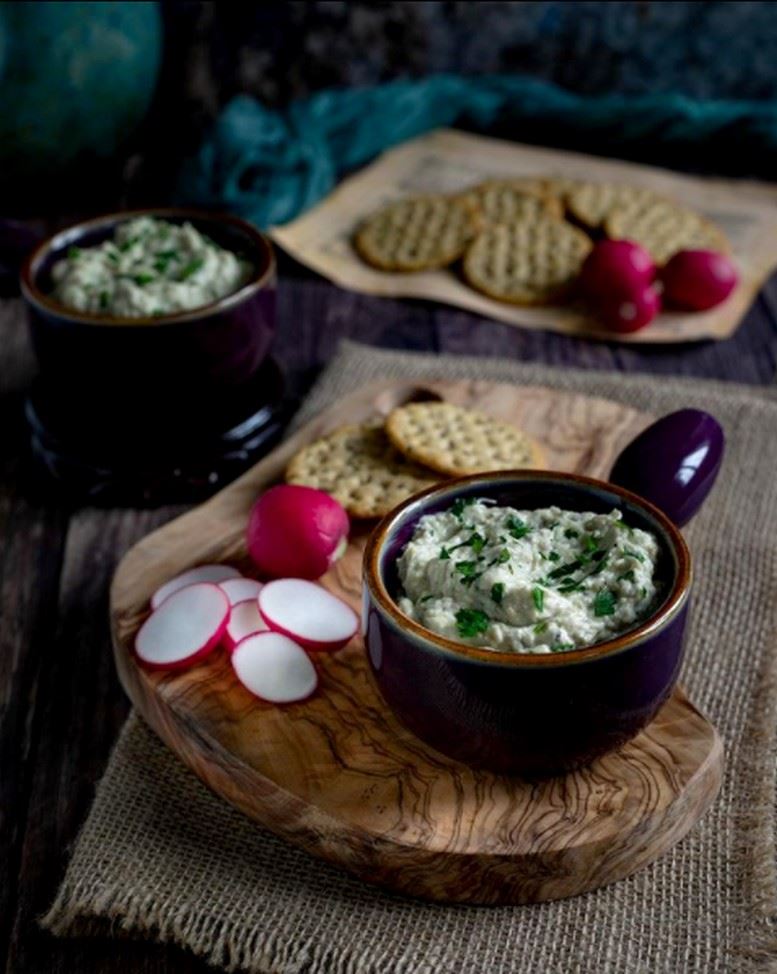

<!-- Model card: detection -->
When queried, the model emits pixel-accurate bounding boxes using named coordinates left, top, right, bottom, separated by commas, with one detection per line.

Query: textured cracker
left=461, top=180, right=563, bottom=225
left=285, top=420, right=440, bottom=518
left=604, top=199, right=730, bottom=264
left=385, top=402, right=545, bottom=477
left=565, top=182, right=660, bottom=229
left=462, top=216, right=592, bottom=305
left=355, top=195, right=478, bottom=272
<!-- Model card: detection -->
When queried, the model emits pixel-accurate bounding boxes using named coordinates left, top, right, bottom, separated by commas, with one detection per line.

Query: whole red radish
left=247, top=484, right=349, bottom=580
left=580, top=240, right=655, bottom=300
left=661, top=250, right=738, bottom=311
left=597, top=282, right=661, bottom=334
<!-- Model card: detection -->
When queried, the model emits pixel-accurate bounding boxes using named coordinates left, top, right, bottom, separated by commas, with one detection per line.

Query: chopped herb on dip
left=50, top=217, right=253, bottom=319
left=396, top=500, right=660, bottom=655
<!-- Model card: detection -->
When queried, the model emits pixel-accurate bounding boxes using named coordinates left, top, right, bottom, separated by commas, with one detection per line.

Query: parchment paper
left=270, top=129, right=777, bottom=344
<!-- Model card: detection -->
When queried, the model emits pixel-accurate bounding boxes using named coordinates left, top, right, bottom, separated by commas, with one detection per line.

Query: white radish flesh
left=219, top=577, right=264, bottom=606
left=258, top=578, right=359, bottom=652
left=224, top=599, right=268, bottom=651
left=231, top=632, right=318, bottom=704
left=135, top=583, right=229, bottom=670
left=151, top=564, right=241, bottom=609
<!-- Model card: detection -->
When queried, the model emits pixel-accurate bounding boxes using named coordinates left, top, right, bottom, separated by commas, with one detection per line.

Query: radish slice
left=224, top=599, right=268, bottom=651
left=135, top=583, right=230, bottom=670
left=258, top=579, right=359, bottom=652
left=219, top=577, right=264, bottom=606
left=151, top=564, right=241, bottom=609
left=231, top=632, right=318, bottom=704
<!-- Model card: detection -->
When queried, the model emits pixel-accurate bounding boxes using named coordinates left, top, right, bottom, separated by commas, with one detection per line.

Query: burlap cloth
left=44, top=342, right=777, bottom=973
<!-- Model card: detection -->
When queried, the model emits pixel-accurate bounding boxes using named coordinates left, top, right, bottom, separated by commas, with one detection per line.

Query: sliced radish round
left=151, top=564, right=241, bottom=609
left=258, top=579, right=359, bottom=652
left=231, top=632, right=318, bottom=704
left=224, top=599, right=268, bottom=651
left=219, top=577, right=264, bottom=606
left=135, top=583, right=230, bottom=670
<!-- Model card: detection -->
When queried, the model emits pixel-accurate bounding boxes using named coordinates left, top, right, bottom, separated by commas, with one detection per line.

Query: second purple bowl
left=20, top=208, right=276, bottom=435
left=363, top=471, right=692, bottom=777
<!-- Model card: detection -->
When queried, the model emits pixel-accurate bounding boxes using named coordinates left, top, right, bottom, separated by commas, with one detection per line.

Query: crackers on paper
left=354, top=195, right=478, bottom=272
left=285, top=420, right=440, bottom=518
left=565, top=182, right=659, bottom=230
left=604, top=198, right=731, bottom=264
left=385, top=402, right=544, bottom=477
left=461, top=180, right=564, bottom=225
left=462, top=216, right=592, bottom=305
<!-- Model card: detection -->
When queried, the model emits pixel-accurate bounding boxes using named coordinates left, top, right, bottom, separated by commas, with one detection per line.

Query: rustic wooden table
left=3, top=257, right=777, bottom=973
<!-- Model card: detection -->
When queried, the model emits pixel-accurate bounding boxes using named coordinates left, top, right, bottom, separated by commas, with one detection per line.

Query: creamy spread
left=50, top=217, right=253, bottom=318
left=397, top=500, right=660, bottom=654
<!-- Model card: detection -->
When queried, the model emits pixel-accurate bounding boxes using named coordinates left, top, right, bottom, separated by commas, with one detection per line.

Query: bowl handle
left=609, top=409, right=724, bottom=527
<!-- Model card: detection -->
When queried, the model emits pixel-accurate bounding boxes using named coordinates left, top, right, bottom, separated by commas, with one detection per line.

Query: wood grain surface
left=110, top=378, right=723, bottom=905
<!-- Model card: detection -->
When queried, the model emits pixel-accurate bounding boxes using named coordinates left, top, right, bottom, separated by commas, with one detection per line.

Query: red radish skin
left=135, top=583, right=230, bottom=670
left=224, top=599, right=268, bottom=651
left=231, top=632, right=318, bottom=704
left=597, top=283, right=661, bottom=334
left=219, top=577, right=264, bottom=606
left=246, top=485, right=349, bottom=581
left=580, top=240, right=655, bottom=300
left=258, top=578, right=359, bottom=652
left=661, top=250, right=738, bottom=311
left=151, top=564, right=240, bottom=610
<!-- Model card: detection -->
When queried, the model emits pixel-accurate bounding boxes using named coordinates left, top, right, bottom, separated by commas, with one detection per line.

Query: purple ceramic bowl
left=363, top=470, right=692, bottom=776
left=20, top=208, right=276, bottom=433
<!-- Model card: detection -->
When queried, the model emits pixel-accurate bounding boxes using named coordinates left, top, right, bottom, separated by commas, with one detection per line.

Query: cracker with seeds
left=461, top=180, right=563, bottom=226
left=565, top=182, right=660, bottom=229
left=604, top=199, right=730, bottom=264
left=285, top=420, right=441, bottom=518
left=385, top=402, right=545, bottom=477
left=355, top=195, right=478, bottom=272
left=462, top=216, right=592, bottom=305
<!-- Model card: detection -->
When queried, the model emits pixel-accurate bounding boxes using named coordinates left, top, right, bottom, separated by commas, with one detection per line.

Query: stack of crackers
left=354, top=178, right=729, bottom=306
left=286, top=402, right=544, bottom=518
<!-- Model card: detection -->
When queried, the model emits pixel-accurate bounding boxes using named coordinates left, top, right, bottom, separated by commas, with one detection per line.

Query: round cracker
left=354, top=195, right=478, bottom=272
left=604, top=199, right=730, bottom=264
left=285, top=420, right=441, bottom=518
left=462, top=216, right=592, bottom=305
left=565, top=182, right=660, bottom=229
left=385, top=402, right=545, bottom=477
left=461, top=180, right=563, bottom=226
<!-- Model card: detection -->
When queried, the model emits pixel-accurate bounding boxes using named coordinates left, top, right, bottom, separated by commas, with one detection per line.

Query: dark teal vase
left=0, top=1, right=162, bottom=180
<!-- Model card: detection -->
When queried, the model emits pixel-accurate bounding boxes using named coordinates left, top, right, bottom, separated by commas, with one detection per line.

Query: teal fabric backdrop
left=178, top=74, right=777, bottom=229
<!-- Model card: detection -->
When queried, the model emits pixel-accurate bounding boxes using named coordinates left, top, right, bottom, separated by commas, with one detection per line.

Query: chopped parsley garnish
left=134, top=272, right=155, bottom=286
left=450, top=532, right=486, bottom=555
left=614, top=519, right=631, bottom=532
left=450, top=497, right=475, bottom=518
left=106, top=249, right=119, bottom=264
left=588, top=556, right=610, bottom=576
left=548, top=551, right=560, bottom=562
left=547, top=559, right=582, bottom=580
left=593, top=590, right=617, bottom=617
left=618, top=570, right=636, bottom=583
left=506, top=516, right=529, bottom=540
left=419, top=594, right=434, bottom=603
left=564, top=528, right=579, bottom=540
left=154, top=252, right=177, bottom=274
left=455, top=608, right=489, bottom=638
left=558, top=581, right=582, bottom=594
left=622, top=547, right=645, bottom=563
left=491, top=582, right=504, bottom=604
left=455, top=560, right=479, bottom=579
left=99, top=290, right=109, bottom=309
left=67, top=246, right=82, bottom=259
left=439, top=547, right=450, bottom=560
left=119, top=236, right=139, bottom=252
left=532, top=586, right=545, bottom=612
left=533, top=620, right=548, bottom=634
left=179, top=257, right=204, bottom=280
left=496, top=548, right=510, bottom=564
left=551, top=643, right=575, bottom=653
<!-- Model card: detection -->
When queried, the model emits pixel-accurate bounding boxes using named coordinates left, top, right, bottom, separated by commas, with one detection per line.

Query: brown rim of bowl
left=20, top=207, right=276, bottom=327
left=364, top=469, right=692, bottom=668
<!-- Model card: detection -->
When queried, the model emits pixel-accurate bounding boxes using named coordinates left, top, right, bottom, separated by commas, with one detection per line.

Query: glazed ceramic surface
left=21, top=209, right=276, bottom=437
left=364, top=472, right=692, bottom=775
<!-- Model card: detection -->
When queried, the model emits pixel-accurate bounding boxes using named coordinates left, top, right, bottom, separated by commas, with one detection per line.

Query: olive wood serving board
left=111, top=379, right=723, bottom=905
